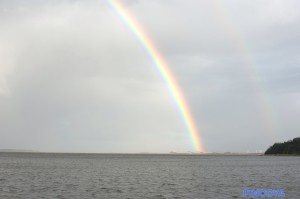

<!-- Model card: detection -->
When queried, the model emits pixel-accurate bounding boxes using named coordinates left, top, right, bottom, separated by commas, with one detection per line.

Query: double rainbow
left=108, top=0, right=204, bottom=152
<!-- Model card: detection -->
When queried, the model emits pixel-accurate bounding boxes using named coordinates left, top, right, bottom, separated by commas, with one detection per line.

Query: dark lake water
left=0, top=153, right=299, bottom=199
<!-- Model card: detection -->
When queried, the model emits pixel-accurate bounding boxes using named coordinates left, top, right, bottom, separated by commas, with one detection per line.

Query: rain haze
left=0, top=0, right=299, bottom=153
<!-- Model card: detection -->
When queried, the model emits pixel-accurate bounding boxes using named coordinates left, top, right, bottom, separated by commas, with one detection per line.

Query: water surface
left=0, top=153, right=299, bottom=198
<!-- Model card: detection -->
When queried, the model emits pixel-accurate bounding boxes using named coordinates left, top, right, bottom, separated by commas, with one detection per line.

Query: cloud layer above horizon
left=0, top=0, right=299, bottom=153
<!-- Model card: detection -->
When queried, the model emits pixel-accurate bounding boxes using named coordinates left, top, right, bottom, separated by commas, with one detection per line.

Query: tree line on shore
left=265, top=137, right=300, bottom=155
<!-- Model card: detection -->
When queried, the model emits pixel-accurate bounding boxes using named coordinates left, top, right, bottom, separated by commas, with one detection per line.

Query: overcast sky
left=0, top=0, right=299, bottom=153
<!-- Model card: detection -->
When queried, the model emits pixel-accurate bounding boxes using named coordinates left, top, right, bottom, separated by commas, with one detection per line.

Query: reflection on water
left=0, top=153, right=299, bottom=199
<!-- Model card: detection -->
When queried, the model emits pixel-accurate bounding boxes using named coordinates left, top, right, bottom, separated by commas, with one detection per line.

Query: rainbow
left=107, top=0, right=204, bottom=152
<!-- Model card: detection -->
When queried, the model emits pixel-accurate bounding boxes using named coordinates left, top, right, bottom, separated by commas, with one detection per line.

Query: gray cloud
left=0, top=0, right=299, bottom=153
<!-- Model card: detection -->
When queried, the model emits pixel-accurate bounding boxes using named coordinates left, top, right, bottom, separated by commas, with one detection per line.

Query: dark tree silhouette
left=265, top=137, right=300, bottom=155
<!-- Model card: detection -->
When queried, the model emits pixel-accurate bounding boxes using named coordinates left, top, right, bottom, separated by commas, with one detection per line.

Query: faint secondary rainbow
left=209, top=0, right=278, bottom=140
left=108, top=0, right=204, bottom=152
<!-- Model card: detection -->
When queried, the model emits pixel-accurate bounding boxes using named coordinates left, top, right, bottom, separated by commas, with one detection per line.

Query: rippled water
left=0, top=153, right=299, bottom=199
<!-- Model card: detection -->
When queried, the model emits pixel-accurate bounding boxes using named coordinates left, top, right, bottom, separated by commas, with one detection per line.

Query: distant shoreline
left=264, top=154, right=300, bottom=156
left=0, top=151, right=263, bottom=156
left=0, top=149, right=39, bottom=153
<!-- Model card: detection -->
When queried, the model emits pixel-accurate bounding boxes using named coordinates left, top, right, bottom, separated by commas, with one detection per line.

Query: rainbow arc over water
left=108, top=0, right=204, bottom=152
